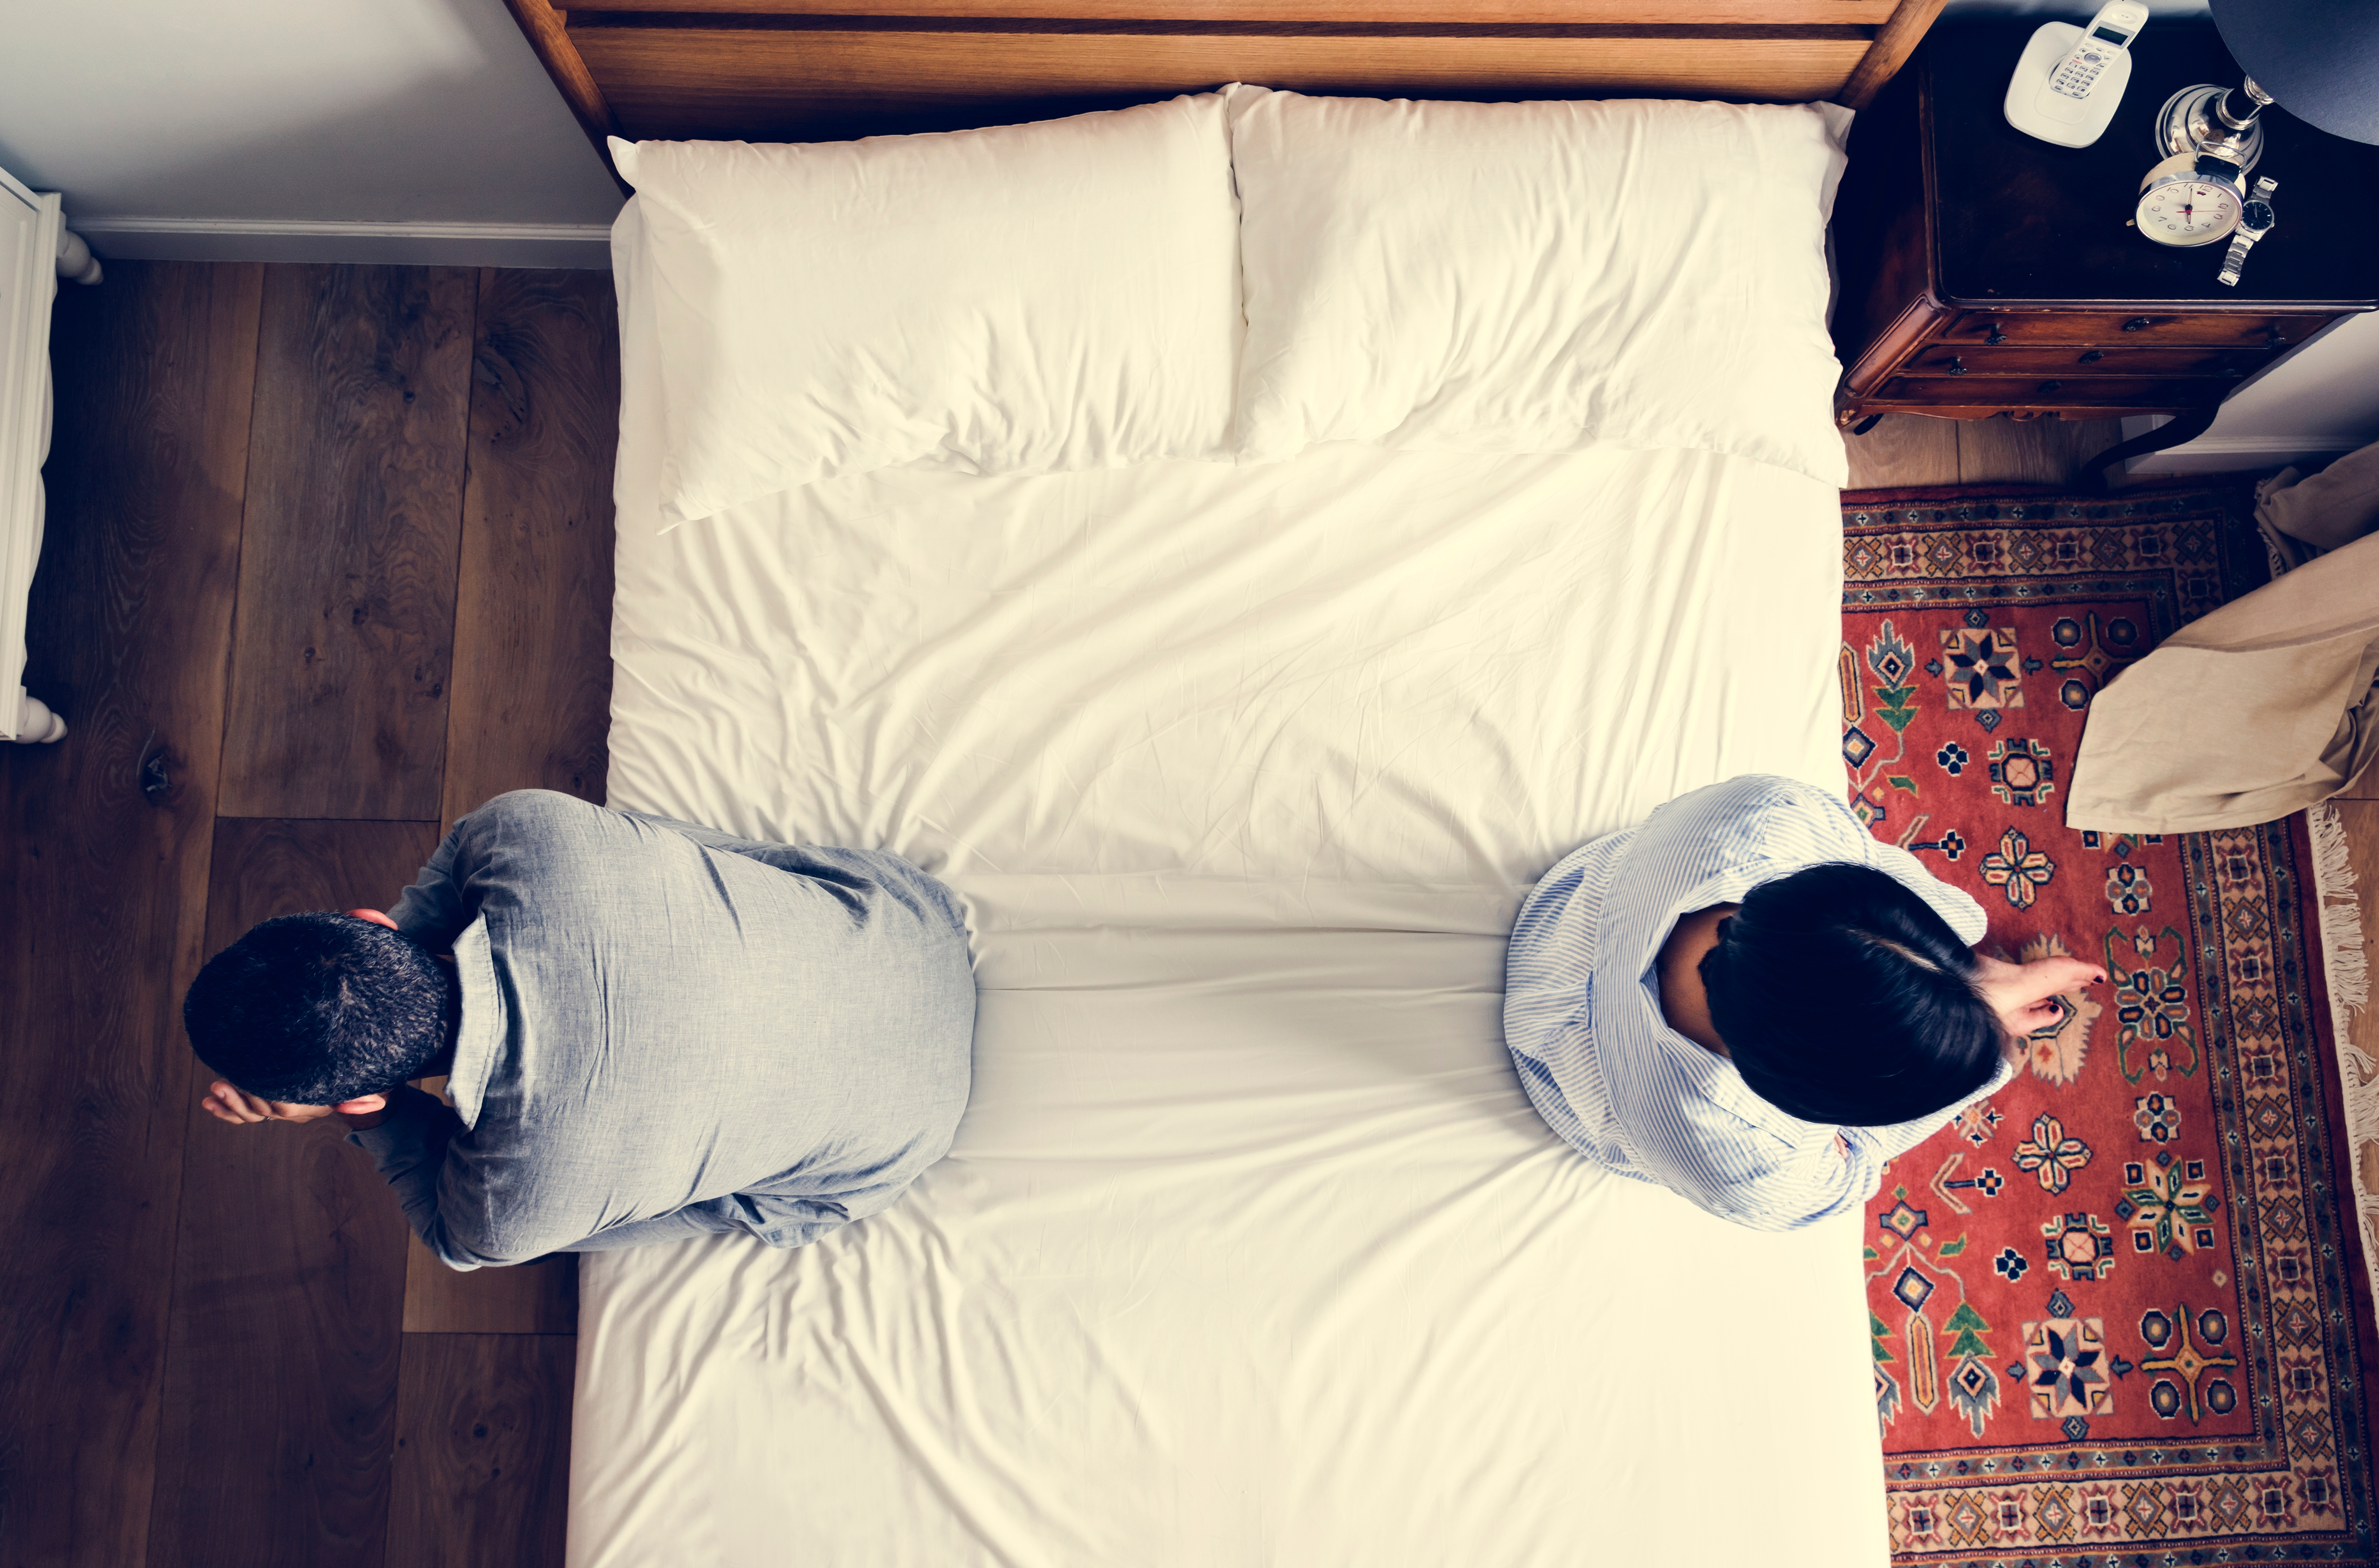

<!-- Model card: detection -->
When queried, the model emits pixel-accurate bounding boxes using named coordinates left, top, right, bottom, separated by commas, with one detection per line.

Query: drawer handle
left=1985, top=323, right=2007, bottom=345
left=2080, top=350, right=2104, bottom=363
left=2039, top=381, right=2064, bottom=393
left=1946, top=357, right=1968, bottom=376
left=2267, top=324, right=2291, bottom=346
left=2123, top=317, right=2153, bottom=332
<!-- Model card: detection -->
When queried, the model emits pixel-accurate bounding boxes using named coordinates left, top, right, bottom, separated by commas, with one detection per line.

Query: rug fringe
left=2311, top=801, right=2370, bottom=1025
left=2308, top=800, right=2379, bottom=1310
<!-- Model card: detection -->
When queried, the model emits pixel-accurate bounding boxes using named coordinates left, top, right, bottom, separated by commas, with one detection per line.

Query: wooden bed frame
left=504, top=0, right=1948, bottom=165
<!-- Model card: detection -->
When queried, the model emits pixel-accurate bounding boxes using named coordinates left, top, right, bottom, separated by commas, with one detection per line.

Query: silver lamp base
left=2155, top=83, right=2266, bottom=174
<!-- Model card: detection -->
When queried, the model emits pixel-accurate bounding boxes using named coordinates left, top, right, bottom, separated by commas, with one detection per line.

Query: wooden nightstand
left=1831, top=19, right=2379, bottom=466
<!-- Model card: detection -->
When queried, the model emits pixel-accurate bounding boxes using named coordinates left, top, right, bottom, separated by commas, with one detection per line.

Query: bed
left=497, top=0, right=1948, bottom=154
left=556, top=51, right=1908, bottom=1568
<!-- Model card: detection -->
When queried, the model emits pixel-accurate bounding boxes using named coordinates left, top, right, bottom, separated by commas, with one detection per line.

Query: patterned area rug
left=1842, top=484, right=2379, bottom=1567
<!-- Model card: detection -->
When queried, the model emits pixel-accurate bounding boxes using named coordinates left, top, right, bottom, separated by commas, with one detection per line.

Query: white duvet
left=576, top=431, right=1886, bottom=1565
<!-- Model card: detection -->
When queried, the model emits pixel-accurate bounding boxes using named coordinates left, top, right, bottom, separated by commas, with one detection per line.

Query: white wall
left=0, top=0, right=621, bottom=268
left=2119, top=314, right=2379, bottom=476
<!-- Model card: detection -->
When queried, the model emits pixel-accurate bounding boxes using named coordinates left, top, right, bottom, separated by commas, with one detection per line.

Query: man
left=1504, top=773, right=2101, bottom=1231
left=184, top=790, right=976, bottom=1269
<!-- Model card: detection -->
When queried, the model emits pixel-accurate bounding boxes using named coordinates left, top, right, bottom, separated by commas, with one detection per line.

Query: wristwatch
left=2217, top=176, right=2279, bottom=287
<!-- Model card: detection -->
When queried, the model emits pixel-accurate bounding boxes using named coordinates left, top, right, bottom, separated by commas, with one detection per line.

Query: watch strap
left=2217, top=228, right=2257, bottom=287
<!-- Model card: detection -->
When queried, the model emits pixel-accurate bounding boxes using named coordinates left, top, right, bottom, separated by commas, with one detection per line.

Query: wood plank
left=1955, top=414, right=2128, bottom=487
left=0, top=260, right=261, bottom=1568
left=406, top=1238, right=579, bottom=1335
left=1834, top=0, right=1946, bottom=111
left=218, top=265, right=477, bottom=821
left=567, top=0, right=1898, bottom=17
left=1842, top=412, right=1959, bottom=490
left=579, top=26, right=1872, bottom=141
left=147, top=818, right=442, bottom=1568
left=386, top=1334, right=576, bottom=1568
left=441, top=268, right=617, bottom=829
left=402, top=266, right=615, bottom=1338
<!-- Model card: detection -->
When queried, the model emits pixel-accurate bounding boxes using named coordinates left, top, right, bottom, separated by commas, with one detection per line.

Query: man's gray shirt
left=349, top=790, right=976, bottom=1269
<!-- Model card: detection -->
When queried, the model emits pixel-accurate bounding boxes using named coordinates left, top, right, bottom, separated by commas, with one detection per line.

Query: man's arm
left=341, top=1085, right=508, bottom=1271
left=622, top=812, right=966, bottom=931
left=344, top=1086, right=755, bottom=1267
left=553, top=1205, right=748, bottom=1252
left=387, top=818, right=476, bottom=950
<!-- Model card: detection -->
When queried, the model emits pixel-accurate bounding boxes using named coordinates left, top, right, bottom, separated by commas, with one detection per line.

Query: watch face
left=2243, top=200, right=2276, bottom=229
left=2136, top=177, right=2244, bottom=246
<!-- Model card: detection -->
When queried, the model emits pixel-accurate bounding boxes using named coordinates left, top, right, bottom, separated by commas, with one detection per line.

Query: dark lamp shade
left=2212, top=0, right=2379, bottom=144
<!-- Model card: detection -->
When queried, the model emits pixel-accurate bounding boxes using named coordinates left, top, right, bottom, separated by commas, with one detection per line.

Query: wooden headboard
left=505, top=0, right=1947, bottom=166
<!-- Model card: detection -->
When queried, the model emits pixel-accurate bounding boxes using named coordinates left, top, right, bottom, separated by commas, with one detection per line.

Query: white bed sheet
left=576, top=425, right=1887, bottom=1565
left=578, top=188, right=1877, bottom=1567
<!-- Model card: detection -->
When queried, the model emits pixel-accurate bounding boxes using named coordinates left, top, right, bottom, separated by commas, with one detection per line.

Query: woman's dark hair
left=1697, top=862, right=2002, bottom=1127
left=181, top=911, right=456, bottom=1105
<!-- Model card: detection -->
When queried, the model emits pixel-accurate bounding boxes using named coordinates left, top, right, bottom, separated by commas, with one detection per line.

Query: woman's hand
left=1970, top=950, right=2104, bottom=1039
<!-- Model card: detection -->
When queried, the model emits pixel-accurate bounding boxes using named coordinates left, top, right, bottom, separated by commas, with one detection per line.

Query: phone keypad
left=2050, top=50, right=2107, bottom=98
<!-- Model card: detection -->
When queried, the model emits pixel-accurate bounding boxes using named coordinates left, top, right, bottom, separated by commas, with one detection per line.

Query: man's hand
left=202, top=1079, right=333, bottom=1125
left=201, top=1079, right=388, bottom=1128
left=200, top=907, right=405, bottom=1131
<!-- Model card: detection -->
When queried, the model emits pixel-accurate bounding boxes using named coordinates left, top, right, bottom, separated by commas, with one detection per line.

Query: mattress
left=575, top=408, right=1884, bottom=1561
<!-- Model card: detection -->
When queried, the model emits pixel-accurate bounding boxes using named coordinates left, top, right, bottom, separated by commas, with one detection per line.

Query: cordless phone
left=2003, top=1, right=2151, bottom=148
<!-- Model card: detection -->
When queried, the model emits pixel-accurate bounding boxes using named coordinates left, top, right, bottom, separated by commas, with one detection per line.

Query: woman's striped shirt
left=1503, top=774, right=2012, bottom=1231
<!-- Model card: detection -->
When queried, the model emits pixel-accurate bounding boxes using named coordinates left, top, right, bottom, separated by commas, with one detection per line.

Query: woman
left=1504, top=774, right=2100, bottom=1231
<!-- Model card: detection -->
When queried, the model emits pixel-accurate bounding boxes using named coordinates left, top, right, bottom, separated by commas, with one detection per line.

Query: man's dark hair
left=1698, top=862, right=2002, bottom=1127
left=182, top=912, right=456, bottom=1105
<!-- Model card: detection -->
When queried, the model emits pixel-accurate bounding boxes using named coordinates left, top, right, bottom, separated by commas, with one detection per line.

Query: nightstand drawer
left=1899, top=343, right=2264, bottom=378
left=1937, top=310, right=2336, bottom=348
left=1874, top=374, right=2230, bottom=408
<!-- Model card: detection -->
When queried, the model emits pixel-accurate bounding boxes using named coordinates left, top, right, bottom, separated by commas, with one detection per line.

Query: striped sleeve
left=1863, top=835, right=1990, bottom=946
left=1602, top=775, right=2002, bottom=1231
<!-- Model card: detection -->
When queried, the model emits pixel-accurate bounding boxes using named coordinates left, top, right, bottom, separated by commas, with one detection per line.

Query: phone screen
left=2091, top=24, right=2130, bottom=41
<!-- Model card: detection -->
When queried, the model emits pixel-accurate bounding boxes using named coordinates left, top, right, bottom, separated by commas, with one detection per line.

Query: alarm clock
left=2133, top=79, right=2271, bottom=251
left=2134, top=150, right=2248, bottom=247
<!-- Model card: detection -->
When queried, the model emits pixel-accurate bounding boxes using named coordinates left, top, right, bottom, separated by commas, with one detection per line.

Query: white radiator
left=0, top=162, right=99, bottom=744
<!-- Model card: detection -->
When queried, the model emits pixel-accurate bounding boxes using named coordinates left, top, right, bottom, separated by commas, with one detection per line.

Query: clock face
left=2136, top=177, right=2243, bottom=247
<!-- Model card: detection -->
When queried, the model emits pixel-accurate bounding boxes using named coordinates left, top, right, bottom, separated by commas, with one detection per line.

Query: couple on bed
left=181, top=776, right=2096, bottom=1264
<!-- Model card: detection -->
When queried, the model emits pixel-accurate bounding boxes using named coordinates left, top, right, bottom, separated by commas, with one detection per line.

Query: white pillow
left=1225, top=86, right=1851, bottom=486
left=612, top=94, right=1242, bottom=528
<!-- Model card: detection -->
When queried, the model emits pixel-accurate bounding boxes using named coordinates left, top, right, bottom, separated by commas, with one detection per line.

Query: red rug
left=1843, top=484, right=2379, bottom=1567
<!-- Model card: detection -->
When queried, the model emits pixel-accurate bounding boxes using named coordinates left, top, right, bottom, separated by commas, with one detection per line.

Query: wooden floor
left=0, top=268, right=2354, bottom=1566
left=1, top=262, right=612, bottom=1567
left=1842, top=408, right=2129, bottom=491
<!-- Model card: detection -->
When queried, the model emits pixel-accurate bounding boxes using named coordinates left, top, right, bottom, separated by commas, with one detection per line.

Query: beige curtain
left=2066, top=448, right=2379, bottom=834
left=2259, top=441, right=2379, bottom=571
